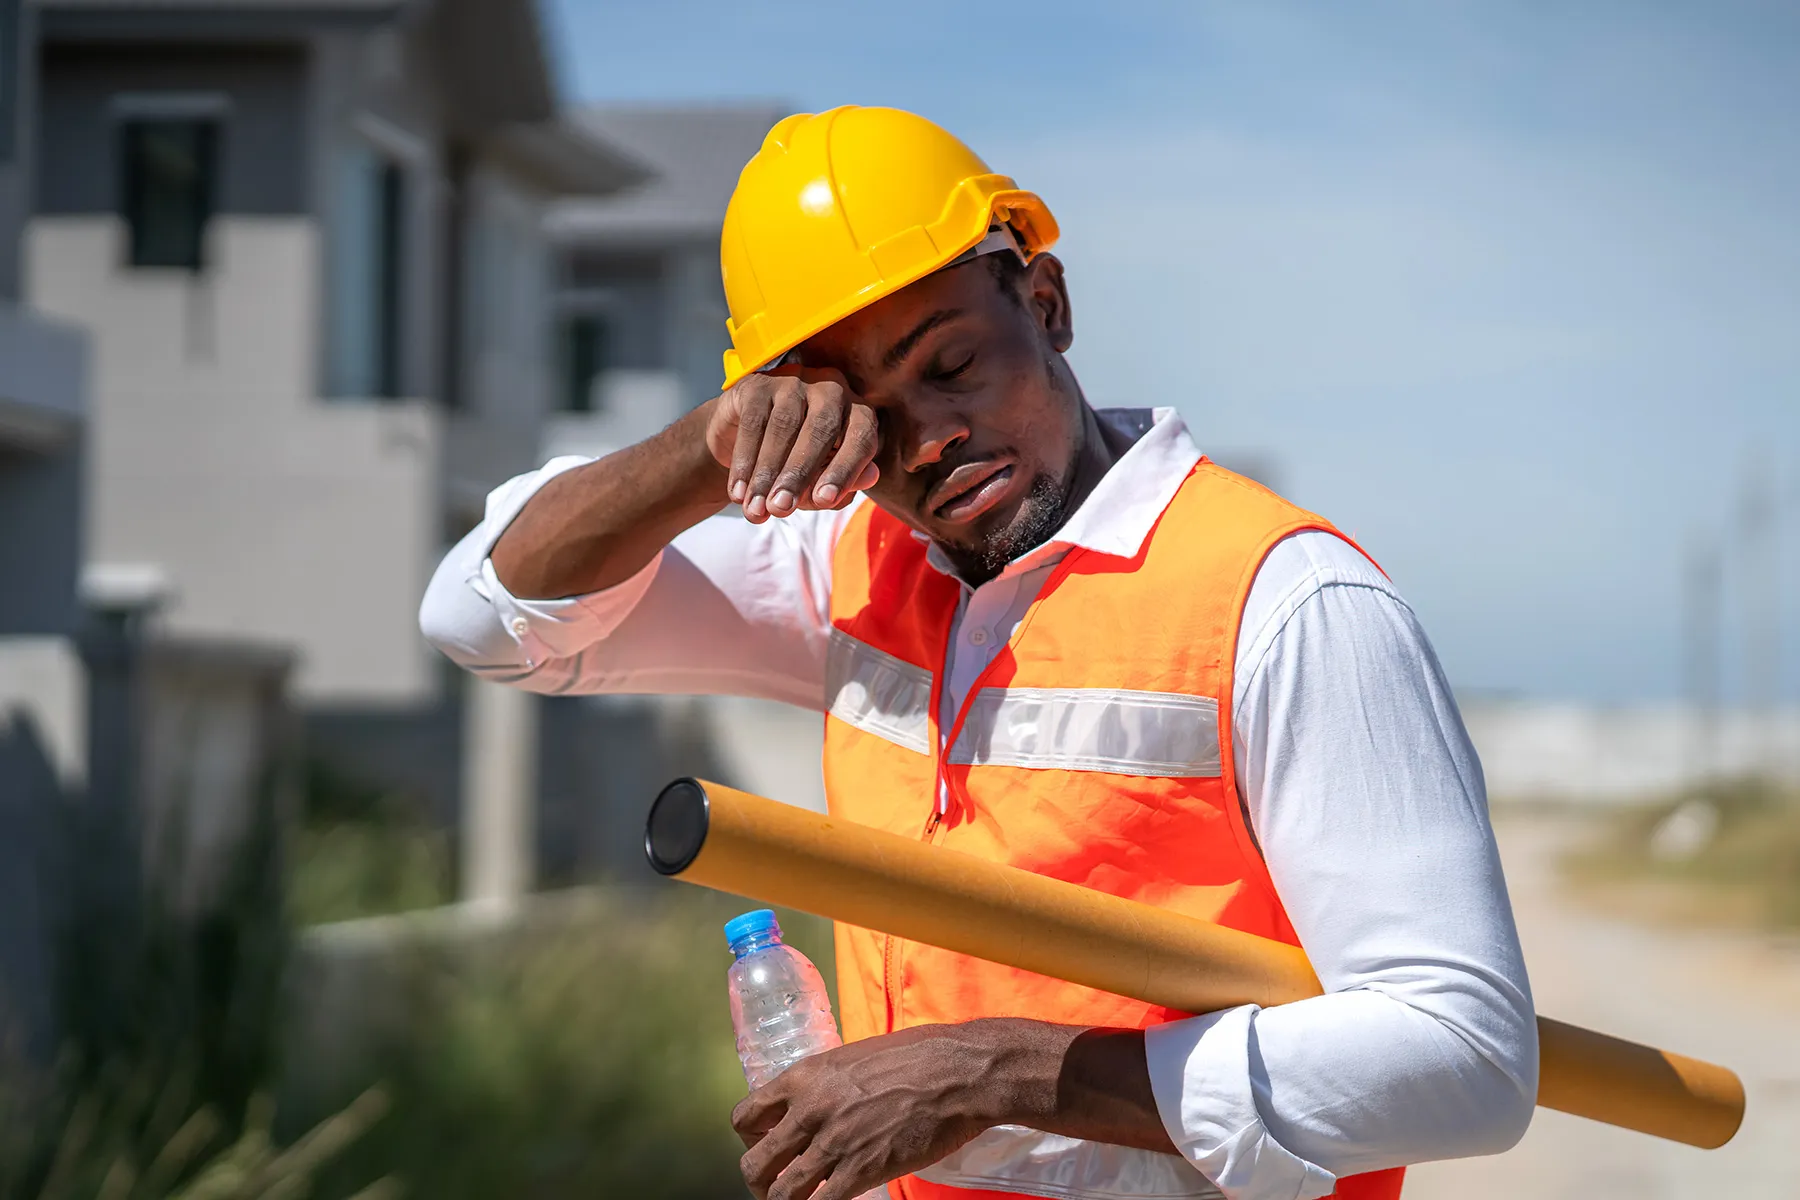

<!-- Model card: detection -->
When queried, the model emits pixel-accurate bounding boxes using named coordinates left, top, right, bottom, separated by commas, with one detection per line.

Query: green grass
left=286, top=762, right=451, bottom=929
left=285, top=824, right=451, bottom=929
left=1564, top=777, right=1800, bottom=929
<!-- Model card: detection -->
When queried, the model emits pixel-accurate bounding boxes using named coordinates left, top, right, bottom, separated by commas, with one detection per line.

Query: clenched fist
left=707, top=369, right=882, bottom=523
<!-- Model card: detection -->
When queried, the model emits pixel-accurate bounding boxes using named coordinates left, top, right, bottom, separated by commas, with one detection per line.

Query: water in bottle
left=724, top=908, right=842, bottom=1087
left=726, top=911, right=890, bottom=1198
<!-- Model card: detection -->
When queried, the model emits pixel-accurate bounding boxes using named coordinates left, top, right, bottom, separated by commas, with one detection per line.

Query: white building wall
left=0, top=636, right=85, bottom=787
left=26, top=215, right=441, bottom=705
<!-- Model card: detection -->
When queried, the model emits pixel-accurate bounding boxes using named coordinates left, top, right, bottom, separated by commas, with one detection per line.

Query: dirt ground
left=1405, top=809, right=1800, bottom=1200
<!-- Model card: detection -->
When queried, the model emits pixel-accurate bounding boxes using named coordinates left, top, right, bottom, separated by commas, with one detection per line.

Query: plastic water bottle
left=726, top=912, right=891, bottom=1199
left=724, top=909, right=843, bottom=1088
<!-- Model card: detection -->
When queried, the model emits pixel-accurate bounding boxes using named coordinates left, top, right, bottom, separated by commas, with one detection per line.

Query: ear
left=1025, top=253, right=1073, bottom=353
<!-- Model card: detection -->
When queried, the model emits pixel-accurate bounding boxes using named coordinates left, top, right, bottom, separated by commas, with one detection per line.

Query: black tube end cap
left=645, top=778, right=710, bottom=876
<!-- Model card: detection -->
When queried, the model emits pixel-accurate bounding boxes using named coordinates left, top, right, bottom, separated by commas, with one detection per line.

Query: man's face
left=795, top=253, right=1084, bottom=580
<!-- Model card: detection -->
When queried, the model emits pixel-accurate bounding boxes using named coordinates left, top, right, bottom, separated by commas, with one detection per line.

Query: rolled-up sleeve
left=418, top=456, right=855, bottom=707
left=1144, top=532, right=1537, bottom=1199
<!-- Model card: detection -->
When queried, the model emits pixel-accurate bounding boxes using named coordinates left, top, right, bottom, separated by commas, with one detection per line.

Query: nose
left=899, top=402, right=970, bottom=474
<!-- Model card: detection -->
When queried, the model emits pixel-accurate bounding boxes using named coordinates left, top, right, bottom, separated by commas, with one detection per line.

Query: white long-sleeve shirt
left=420, top=407, right=1536, bottom=1200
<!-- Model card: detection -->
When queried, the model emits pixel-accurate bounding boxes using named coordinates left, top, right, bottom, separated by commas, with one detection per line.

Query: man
left=421, top=106, right=1536, bottom=1200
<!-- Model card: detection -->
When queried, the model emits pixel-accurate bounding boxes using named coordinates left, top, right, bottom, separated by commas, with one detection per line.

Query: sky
left=547, top=0, right=1800, bottom=705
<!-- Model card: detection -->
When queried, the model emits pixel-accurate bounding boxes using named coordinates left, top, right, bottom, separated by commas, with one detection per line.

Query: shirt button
left=510, top=617, right=529, bottom=636
left=967, top=627, right=989, bottom=646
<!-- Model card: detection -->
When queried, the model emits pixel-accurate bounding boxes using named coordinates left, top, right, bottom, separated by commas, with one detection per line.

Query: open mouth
left=929, top=460, right=1018, bottom=525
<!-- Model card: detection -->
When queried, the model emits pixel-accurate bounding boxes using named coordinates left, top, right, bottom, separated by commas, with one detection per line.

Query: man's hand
left=708, top=369, right=881, bottom=523
left=732, top=1019, right=1176, bottom=1200
left=488, top=368, right=881, bottom=600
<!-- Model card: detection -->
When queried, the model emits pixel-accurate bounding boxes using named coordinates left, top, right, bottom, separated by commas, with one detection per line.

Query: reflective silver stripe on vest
left=918, top=1127, right=1224, bottom=1199
left=948, top=686, right=1222, bottom=777
left=825, top=629, right=933, bottom=755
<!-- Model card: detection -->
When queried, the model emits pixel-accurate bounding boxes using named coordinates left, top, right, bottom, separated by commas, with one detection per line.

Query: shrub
left=297, top=890, right=830, bottom=1200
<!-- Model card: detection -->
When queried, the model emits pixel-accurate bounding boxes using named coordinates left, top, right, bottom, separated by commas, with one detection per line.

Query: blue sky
left=548, top=0, right=1800, bottom=704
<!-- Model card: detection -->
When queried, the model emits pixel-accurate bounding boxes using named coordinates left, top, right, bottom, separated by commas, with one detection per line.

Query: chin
left=961, top=474, right=1068, bottom=573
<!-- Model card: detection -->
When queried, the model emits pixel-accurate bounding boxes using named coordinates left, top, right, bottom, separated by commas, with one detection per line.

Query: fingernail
left=746, top=494, right=767, bottom=520
left=729, top=480, right=745, bottom=503
left=813, top=483, right=839, bottom=506
left=771, top=488, right=795, bottom=513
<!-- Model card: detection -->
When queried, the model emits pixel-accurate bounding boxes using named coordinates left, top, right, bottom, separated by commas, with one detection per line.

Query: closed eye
left=931, top=353, right=976, bottom=382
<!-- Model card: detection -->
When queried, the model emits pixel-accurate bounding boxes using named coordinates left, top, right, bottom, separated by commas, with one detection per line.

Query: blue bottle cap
left=723, top=908, right=781, bottom=949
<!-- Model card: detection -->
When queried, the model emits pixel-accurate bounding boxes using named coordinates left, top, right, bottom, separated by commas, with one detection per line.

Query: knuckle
left=736, top=381, right=772, bottom=414
left=807, top=378, right=846, bottom=405
left=802, top=413, right=841, bottom=450
left=765, top=404, right=804, bottom=440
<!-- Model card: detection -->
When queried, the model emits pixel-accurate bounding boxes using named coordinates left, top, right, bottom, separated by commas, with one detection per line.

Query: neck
left=1061, top=404, right=1128, bottom=523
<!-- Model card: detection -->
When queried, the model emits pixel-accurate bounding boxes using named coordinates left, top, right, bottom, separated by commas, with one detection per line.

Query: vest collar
left=915, top=406, right=1203, bottom=584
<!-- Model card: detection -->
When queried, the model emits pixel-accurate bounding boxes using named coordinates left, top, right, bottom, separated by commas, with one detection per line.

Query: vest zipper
left=883, top=802, right=945, bottom=1032
left=884, top=558, right=1083, bottom=1034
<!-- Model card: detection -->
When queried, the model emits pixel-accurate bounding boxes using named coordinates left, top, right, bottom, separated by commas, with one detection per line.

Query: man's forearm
left=490, top=403, right=726, bottom=600
left=976, top=1019, right=1176, bottom=1154
left=732, top=1017, right=1176, bottom=1200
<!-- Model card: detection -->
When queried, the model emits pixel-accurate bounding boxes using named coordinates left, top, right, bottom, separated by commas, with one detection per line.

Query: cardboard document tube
left=646, top=778, right=1745, bottom=1150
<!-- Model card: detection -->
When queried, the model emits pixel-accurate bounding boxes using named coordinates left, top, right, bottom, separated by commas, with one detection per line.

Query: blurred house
left=1, top=0, right=89, bottom=1062
left=20, top=0, right=654, bottom=885
left=543, top=102, right=783, bottom=457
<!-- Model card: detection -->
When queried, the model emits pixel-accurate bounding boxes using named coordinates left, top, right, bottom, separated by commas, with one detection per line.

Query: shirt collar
left=918, top=406, right=1202, bottom=583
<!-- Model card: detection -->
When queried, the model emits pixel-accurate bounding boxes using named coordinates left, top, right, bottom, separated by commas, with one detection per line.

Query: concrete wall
left=27, top=216, right=442, bottom=704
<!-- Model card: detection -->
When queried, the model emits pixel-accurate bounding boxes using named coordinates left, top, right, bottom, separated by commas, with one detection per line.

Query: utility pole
left=1683, top=531, right=1724, bottom=788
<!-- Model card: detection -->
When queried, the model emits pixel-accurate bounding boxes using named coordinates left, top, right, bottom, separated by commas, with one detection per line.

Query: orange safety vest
left=822, top=460, right=1406, bottom=1200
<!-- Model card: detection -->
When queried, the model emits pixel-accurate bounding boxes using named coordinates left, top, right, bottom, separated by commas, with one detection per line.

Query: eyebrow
left=882, top=308, right=964, bottom=371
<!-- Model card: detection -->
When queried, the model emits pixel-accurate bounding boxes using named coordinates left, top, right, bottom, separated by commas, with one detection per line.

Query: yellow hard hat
left=719, top=106, right=1059, bottom=389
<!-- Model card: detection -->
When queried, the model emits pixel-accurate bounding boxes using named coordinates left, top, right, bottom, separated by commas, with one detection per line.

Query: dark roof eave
left=36, top=0, right=406, bottom=40
left=428, top=0, right=556, bottom=134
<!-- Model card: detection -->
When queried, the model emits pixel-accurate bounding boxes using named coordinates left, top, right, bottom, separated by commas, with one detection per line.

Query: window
left=561, top=313, right=609, bottom=413
left=373, top=158, right=404, bottom=398
left=326, top=142, right=407, bottom=398
left=120, top=118, right=217, bottom=270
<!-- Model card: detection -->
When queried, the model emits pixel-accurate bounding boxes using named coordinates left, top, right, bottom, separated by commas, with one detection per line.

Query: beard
left=943, top=469, right=1071, bottom=584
